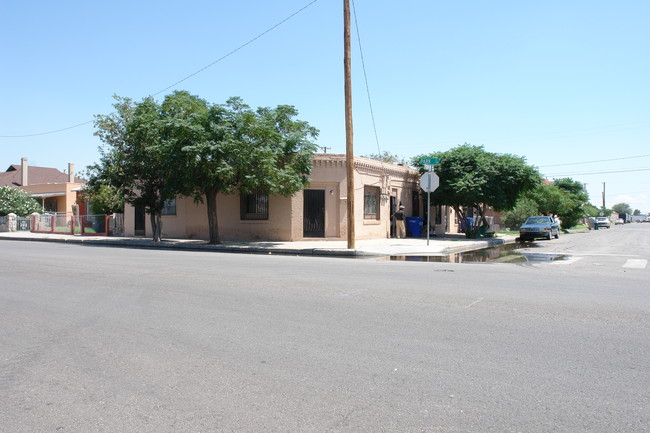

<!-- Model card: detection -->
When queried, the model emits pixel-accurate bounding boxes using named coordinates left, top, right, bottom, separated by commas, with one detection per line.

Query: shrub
left=0, top=186, right=42, bottom=216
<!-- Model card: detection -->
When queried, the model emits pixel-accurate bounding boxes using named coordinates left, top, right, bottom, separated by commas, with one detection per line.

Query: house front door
left=134, top=205, right=145, bottom=236
left=303, top=189, right=325, bottom=238
left=390, top=195, right=396, bottom=238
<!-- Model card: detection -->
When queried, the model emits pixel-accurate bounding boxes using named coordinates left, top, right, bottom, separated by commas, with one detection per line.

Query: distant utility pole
left=344, top=0, right=355, bottom=249
left=319, top=146, right=331, bottom=153
left=602, top=182, right=606, bottom=209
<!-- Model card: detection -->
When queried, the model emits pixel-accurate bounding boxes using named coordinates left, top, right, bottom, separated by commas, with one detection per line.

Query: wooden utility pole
left=344, top=0, right=355, bottom=249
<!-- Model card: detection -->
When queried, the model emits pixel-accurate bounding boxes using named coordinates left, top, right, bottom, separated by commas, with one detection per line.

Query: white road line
left=622, top=259, right=648, bottom=269
left=464, top=297, right=485, bottom=309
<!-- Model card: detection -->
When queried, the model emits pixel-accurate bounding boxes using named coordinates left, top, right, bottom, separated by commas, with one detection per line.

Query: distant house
left=123, top=154, right=425, bottom=241
left=0, top=157, right=86, bottom=214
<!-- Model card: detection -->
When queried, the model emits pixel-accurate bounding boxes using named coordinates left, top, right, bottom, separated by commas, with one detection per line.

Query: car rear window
left=525, top=217, right=549, bottom=224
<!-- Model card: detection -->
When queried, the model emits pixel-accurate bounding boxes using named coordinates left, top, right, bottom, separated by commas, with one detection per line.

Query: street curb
left=0, top=235, right=364, bottom=257
left=0, top=233, right=518, bottom=258
left=442, top=236, right=514, bottom=254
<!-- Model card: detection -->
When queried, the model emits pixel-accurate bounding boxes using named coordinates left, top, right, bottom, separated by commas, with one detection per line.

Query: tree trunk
left=150, top=212, right=162, bottom=242
left=454, top=205, right=478, bottom=239
left=476, top=203, right=489, bottom=228
left=205, top=188, right=221, bottom=244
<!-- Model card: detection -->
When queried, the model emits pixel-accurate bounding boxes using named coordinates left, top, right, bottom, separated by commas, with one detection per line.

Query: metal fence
left=32, top=213, right=73, bottom=234
left=72, top=213, right=124, bottom=236
left=2, top=213, right=124, bottom=236
left=0, top=215, right=32, bottom=232
left=16, top=217, right=31, bottom=231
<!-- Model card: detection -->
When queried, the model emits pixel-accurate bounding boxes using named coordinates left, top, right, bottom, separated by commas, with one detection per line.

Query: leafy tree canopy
left=611, top=202, right=633, bottom=215
left=582, top=203, right=601, bottom=219
left=503, top=178, right=591, bottom=228
left=89, top=91, right=319, bottom=244
left=89, top=94, right=179, bottom=241
left=171, top=95, right=319, bottom=243
left=414, top=144, right=540, bottom=237
left=0, top=186, right=42, bottom=216
left=79, top=183, right=124, bottom=215
left=362, top=151, right=408, bottom=166
left=552, top=178, right=589, bottom=228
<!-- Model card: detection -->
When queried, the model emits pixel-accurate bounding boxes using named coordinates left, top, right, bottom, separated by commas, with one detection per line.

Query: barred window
left=162, top=198, right=176, bottom=216
left=363, top=186, right=380, bottom=220
left=241, top=194, right=269, bottom=220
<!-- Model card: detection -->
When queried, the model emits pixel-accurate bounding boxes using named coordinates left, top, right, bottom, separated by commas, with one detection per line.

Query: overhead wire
left=539, top=153, right=650, bottom=168
left=152, top=0, right=320, bottom=97
left=0, top=120, right=94, bottom=138
left=351, top=0, right=384, bottom=168
left=544, top=167, right=650, bottom=177
left=0, top=0, right=320, bottom=139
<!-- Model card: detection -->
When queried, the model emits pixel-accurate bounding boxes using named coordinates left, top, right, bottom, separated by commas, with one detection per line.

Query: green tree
left=172, top=95, right=319, bottom=244
left=90, top=95, right=178, bottom=242
left=582, top=203, right=600, bottom=218
left=362, top=151, right=408, bottom=165
left=633, top=209, right=642, bottom=216
left=501, top=197, right=539, bottom=230
left=611, top=202, right=633, bottom=215
left=90, top=91, right=318, bottom=244
left=552, top=178, right=589, bottom=228
left=0, top=186, right=42, bottom=216
left=414, top=144, right=540, bottom=238
left=79, top=183, right=125, bottom=215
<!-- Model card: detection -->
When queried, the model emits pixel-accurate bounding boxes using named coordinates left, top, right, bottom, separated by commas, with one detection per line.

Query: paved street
left=1, top=226, right=649, bottom=433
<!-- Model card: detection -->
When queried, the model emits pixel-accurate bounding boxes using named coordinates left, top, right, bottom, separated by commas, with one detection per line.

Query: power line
left=152, top=0, right=320, bottom=97
left=0, top=0, right=320, bottom=139
left=351, top=0, right=383, bottom=164
left=0, top=120, right=94, bottom=138
left=539, top=153, right=650, bottom=167
left=544, top=167, right=650, bottom=177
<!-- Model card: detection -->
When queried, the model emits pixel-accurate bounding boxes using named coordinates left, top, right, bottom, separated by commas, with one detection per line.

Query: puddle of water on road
left=383, top=242, right=568, bottom=264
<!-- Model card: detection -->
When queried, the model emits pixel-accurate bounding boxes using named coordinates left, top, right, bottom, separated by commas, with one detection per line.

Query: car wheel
left=547, top=232, right=552, bottom=240
left=554, top=231, right=559, bottom=239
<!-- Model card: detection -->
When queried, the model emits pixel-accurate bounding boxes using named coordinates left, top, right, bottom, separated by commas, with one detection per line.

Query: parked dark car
left=519, top=216, right=560, bottom=241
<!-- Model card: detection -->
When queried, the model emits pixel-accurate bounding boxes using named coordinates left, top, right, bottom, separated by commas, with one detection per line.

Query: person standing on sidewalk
left=394, top=205, right=406, bottom=239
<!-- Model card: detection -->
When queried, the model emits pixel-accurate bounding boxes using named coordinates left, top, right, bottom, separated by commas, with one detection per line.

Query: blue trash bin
left=405, top=217, right=424, bottom=238
left=461, top=217, right=474, bottom=232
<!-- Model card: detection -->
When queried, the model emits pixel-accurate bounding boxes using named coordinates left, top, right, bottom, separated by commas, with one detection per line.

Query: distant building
left=0, top=157, right=86, bottom=214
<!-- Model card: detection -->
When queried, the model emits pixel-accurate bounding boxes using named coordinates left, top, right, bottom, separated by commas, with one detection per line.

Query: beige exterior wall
left=21, top=182, right=85, bottom=214
left=123, top=154, right=421, bottom=242
left=428, top=204, right=461, bottom=235
left=125, top=194, right=294, bottom=241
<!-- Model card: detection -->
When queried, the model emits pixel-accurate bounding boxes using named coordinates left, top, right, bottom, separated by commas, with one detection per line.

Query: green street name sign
left=419, top=158, right=440, bottom=165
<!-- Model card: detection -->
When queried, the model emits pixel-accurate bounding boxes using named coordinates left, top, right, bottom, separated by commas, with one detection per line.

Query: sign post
left=419, top=169, right=440, bottom=246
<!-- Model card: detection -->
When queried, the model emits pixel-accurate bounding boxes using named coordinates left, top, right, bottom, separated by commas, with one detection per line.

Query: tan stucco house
left=1, top=157, right=86, bottom=214
left=123, top=154, right=427, bottom=241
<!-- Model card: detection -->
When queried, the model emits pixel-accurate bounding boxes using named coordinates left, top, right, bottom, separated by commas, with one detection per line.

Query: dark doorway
left=303, top=189, right=325, bottom=237
left=134, top=205, right=146, bottom=236
left=390, top=196, right=396, bottom=238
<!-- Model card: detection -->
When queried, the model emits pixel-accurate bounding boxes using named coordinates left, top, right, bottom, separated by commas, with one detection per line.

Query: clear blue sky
left=2, top=0, right=649, bottom=213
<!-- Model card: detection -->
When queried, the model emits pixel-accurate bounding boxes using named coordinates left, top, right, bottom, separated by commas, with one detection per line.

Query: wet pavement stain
left=384, top=242, right=568, bottom=264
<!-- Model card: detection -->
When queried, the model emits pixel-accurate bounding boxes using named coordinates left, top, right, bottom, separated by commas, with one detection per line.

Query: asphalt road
left=1, top=226, right=648, bottom=433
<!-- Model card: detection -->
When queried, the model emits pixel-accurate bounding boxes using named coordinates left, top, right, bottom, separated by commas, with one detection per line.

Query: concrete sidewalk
left=0, top=231, right=517, bottom=258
